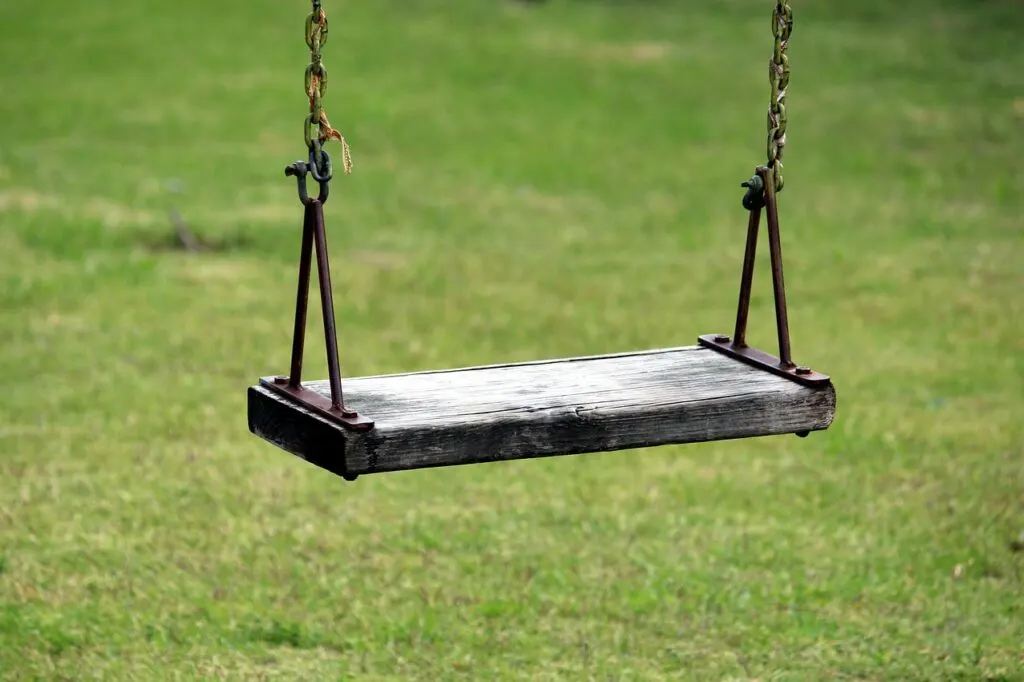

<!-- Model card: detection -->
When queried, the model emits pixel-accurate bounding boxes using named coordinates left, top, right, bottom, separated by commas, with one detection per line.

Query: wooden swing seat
left=247, top=344, right=836, bottom=479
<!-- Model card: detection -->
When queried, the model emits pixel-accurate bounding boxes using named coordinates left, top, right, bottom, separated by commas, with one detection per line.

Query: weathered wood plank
left=247, top=345, right=836, bottom=478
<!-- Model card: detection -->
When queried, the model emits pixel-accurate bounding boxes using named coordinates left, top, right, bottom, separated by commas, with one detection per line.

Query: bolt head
left=795, top=366, right=811, bottom=375
left=714, top=334, right=731, bottom=343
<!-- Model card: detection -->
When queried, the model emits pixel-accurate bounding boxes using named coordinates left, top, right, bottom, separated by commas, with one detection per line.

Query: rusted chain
left=766, top=1, right=792, bottom=194
left=303, top=1, right=351, bottom=176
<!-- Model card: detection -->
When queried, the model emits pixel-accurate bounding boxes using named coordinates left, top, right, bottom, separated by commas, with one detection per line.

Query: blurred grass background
left=0, top=0, right=1022, bottom=679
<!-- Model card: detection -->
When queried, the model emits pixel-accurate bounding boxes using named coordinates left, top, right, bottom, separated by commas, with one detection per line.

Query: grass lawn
left=1, top=0, right=1022, bottom=679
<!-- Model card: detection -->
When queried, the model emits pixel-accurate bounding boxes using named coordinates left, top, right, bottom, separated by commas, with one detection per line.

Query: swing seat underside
left=247, top=344, right=836, bottom=479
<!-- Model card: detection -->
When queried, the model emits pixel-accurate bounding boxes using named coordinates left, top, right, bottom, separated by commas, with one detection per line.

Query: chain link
left=766, top=1, right=792, bottom=194
left=304, top=0, right=351, bottom=176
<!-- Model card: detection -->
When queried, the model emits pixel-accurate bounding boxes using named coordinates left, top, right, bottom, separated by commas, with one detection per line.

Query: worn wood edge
left=247, top=346, right=838, bottom=478
left=359, top=384, right=836, bottom=475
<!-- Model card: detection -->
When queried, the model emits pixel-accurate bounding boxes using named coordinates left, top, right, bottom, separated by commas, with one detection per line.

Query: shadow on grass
left=139, top=225, right=257, bottom=255
left=242, top=617, right=350, bottom=654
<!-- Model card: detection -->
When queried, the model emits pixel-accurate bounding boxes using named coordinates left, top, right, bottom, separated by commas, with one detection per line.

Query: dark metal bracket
left=261, top=375, right=374, bottom=432
left=263, top=160, right=375, bottom=434
left=699, top=166, right=831, bottom=389
left=696, top=334, right=829, bottom=387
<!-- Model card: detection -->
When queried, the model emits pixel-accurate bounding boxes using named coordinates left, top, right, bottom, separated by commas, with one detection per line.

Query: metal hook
left=284, top=150, right=331, bottom=205
left=741, top=172, right=765, bottom=212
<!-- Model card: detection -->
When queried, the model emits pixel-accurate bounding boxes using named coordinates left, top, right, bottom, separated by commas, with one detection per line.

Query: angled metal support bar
left=700, top=166, right=830, bottom=389
left=267, top=162, right=374, bottom=434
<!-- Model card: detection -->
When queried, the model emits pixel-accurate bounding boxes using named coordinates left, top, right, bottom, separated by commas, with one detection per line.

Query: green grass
left=1, top=0, right=1023, bottom=679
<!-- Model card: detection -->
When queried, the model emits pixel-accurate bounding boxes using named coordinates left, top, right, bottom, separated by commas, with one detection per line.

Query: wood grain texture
left=247, top=345, right=837, bottom=478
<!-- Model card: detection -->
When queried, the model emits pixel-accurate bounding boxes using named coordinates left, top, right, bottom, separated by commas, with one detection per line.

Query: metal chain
left=303, top=0, right=352, bottom=176
left=766, top=1, right=792, bottom=194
